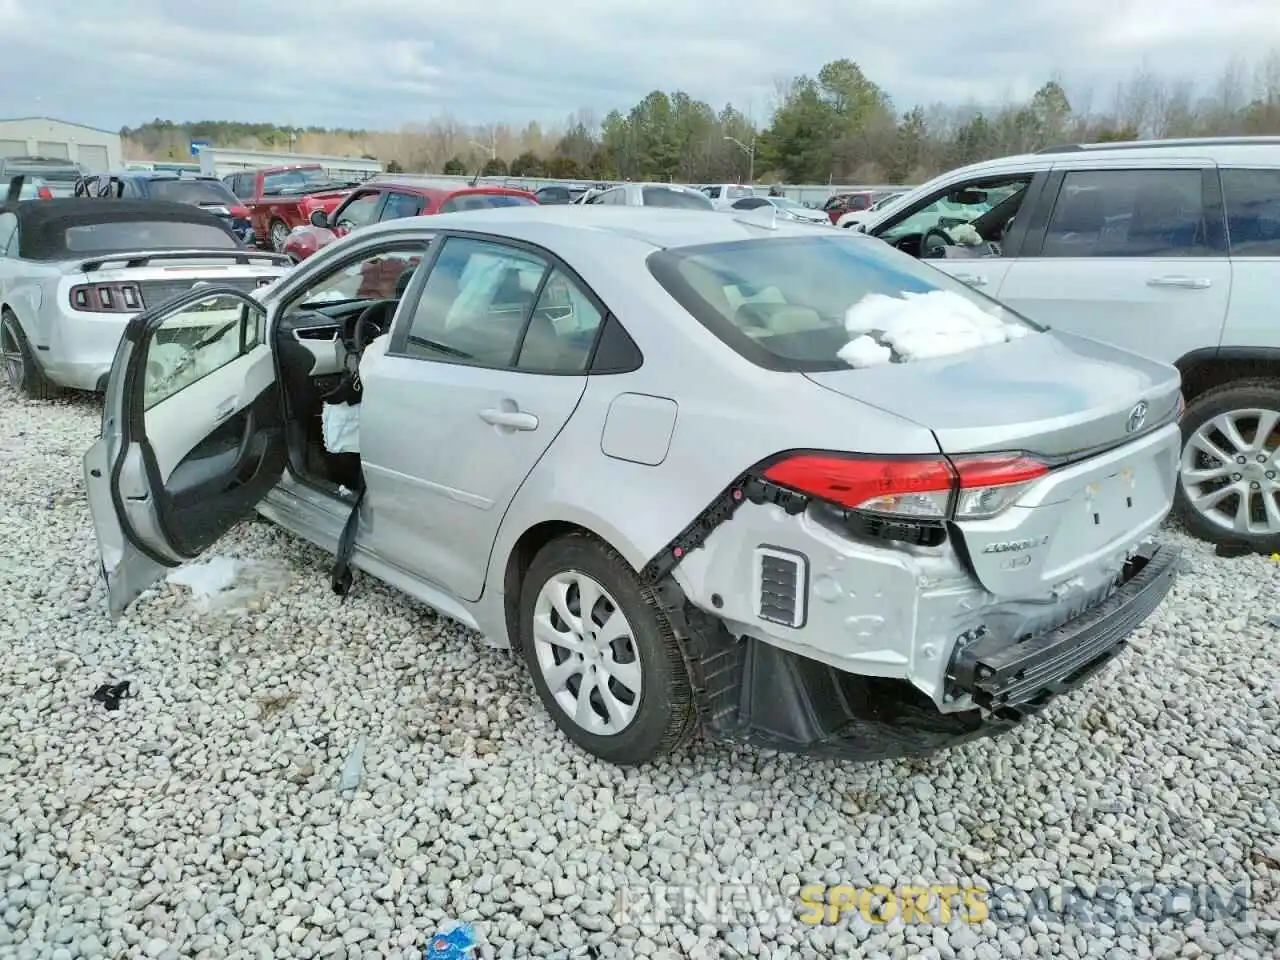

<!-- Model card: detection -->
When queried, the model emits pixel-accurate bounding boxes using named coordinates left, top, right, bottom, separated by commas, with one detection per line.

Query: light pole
left=724, top=135, right=755, bottom=184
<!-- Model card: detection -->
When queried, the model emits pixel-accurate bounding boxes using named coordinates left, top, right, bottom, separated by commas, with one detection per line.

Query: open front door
left=84, top=287, right=287, bottom=617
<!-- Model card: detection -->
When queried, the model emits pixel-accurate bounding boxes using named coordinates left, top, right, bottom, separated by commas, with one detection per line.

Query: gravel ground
left=2, top=390, right=1279, bottom=960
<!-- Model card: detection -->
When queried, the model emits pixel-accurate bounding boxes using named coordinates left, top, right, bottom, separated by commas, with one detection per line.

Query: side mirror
left=310, top=209, right=329, bottom=228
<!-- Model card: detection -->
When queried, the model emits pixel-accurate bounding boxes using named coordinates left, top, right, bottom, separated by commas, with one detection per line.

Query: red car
left=822, top=191, right=875, bottom=224
left=282, top=176, right=539, bottom=262
left=223, top=164, right=357, bottom=253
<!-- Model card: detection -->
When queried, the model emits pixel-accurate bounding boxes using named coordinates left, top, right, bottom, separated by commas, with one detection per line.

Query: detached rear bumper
left=946, top=541, right=1179, bottom=716
left=662, top=540, right=1180, bottom=761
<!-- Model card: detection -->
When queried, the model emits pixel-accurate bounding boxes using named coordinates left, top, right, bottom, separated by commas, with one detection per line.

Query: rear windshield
left=642, top=187, right=715, bottom=210
left=647, top=234, right=1041, bottom=372
left=64, top=221, right=239, bottom=253
left=726, top=186, right=754, bottom=199
left=147, top=179, right=238, bottom=205
left=439, top=193, right=536, bottom=213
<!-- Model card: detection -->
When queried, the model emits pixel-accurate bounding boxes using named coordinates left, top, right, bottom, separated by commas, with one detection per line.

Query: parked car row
left=12, top=135, right=1280, bottom=769
left=4, top=135, right=1278, bottom=558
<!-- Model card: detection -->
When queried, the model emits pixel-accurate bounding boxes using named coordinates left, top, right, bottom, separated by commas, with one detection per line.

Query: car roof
left=349, top=204, right=848, bottom=251
left=0, top=198, right=234, bottom=259
left=352, top=177, right=534, bottom=200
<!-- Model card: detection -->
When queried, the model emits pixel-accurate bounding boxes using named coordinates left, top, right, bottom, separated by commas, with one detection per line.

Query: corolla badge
left=1126, top=400, right=1148, bottom=433
left=982, top=535, right=1050, bottom=554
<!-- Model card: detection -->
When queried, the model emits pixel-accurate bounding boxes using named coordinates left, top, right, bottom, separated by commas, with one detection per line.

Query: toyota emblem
left=1126, top=400, right=1148, bottom=433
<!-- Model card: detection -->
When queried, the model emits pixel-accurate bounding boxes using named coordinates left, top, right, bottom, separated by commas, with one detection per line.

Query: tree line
left=122, top=50, right=1280, bottom=186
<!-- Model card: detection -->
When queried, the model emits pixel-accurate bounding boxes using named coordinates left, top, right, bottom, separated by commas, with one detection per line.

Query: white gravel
left=2, top=391, right=1280, bottom=960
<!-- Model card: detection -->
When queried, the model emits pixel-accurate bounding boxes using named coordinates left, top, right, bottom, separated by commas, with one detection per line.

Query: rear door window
left=1040, top=169, right=1214, bottom=258
left=399, top=237, right=549, bottom=367
left=1221, top=168, right=1280, bottom=257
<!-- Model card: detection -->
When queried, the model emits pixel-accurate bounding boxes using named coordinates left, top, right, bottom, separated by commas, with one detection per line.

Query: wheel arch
left=499, top=516, right=641, bottom=654
left=1177, top=347, right=1280, bottom=402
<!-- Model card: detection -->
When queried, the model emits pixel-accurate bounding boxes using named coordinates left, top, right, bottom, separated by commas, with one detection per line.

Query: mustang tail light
left=762, top=452, right=1049, bottom=523
left=37, top=186, right=53, bottom=200
left=70, top=283, right=144, bottom=313
left=228, top=206, right=250, bottom=218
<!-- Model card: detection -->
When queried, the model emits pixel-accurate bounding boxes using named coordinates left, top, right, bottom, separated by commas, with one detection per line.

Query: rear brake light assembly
left=37, top=186, right=53, bottom=200
left=1176, top=393, right=1186, bottom=420
left=69, top=283, right=144, bottom=313
left=760, top=451, right=1049, bottom=543
left=228, top=206, right=250, bottom=218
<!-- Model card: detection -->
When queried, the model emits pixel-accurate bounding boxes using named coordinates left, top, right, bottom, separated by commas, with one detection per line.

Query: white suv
left=856, top=136, right=1280, bottom=552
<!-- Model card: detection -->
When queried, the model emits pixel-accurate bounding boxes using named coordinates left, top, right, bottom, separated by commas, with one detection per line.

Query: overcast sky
left=2, top=0, right=1279, bottom=132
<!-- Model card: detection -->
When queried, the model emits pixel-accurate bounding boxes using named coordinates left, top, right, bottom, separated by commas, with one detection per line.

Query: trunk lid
left=804, top=330, right=1180, bottom=459
left=805, top=330, right=1183, bottom=600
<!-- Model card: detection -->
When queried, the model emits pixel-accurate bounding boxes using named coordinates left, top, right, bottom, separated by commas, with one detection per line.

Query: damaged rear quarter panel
left=478, top=264, right=940, bottom=647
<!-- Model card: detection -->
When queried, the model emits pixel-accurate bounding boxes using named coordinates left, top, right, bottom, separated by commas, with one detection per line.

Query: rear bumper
left=946, top=540, right=1178, bottom=714
left=658, top=539, right=1179, bottom=761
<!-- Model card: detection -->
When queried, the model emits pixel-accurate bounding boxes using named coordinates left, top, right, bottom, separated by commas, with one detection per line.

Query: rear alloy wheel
left=520, top=533, right=695, bottom=765
left=1175, top=380, right=1280, bottom=551
left=0, top=310, right=56, bottom=400
left=269, top=220, right=290, bottom=253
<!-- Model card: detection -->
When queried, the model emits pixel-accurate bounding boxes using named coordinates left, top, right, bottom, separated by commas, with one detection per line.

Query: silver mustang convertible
left=84, top=206, right=1183, bottom=766
left=0, top=197, right=290, bottom=397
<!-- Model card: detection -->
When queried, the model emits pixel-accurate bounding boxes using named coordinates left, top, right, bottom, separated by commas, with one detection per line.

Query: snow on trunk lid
left=837, top=289, right=1031, bottom=368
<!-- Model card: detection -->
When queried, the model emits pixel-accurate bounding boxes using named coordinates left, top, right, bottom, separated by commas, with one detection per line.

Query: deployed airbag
left=322, top=402, right=360, bottom=454
left=320, top=333, right=390, bottom=455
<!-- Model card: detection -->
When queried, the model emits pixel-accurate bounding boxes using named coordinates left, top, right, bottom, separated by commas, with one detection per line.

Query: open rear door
left=84, top=287, right=287, bottom=617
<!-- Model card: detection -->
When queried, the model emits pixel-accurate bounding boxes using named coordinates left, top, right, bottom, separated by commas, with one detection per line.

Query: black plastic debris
left=91, top=681, right=132, bottom=711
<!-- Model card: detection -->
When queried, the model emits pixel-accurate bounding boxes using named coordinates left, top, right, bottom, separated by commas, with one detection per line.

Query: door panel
left=357, top=235, right=593, bottom=601
left=358, top=357, right=585, bottom=602
left=85, top=288, right=285, bottom=616
left=996, top=166, right=1231, bottom=362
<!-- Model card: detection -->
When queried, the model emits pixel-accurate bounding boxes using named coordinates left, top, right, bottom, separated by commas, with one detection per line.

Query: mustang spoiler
left=75, top=249, right=293, bottom=271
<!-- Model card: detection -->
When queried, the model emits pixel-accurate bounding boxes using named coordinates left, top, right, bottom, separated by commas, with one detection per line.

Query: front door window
left=143, top=294, right=266, bottom=410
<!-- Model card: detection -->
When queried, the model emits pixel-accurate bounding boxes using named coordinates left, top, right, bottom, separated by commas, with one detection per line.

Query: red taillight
left=229, top=206, right=249, bottom=218
left=70, top=283, right=144, bottom=313
left=1176, top=393, right=1186, bottom=420
left=37, top=186, right=53, bottom=200
left=762, top=452, right=1048, bottom=521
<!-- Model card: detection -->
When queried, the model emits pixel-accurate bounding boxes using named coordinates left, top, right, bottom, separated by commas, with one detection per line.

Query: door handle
left=479, top=408, right=539, bottom=431
left=1147, top=275, right=1212, bottom=290
left=213, top=398, right=236, bottom=422
left=952, top=274, right=987, bottom=287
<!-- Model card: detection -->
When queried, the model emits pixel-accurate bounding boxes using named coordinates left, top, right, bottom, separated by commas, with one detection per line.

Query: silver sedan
left=86, top=206, right=1182, bottom=766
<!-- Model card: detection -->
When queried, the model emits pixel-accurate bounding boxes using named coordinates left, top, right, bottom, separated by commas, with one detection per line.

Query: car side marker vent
left=753, top=546, right=808, bottom=628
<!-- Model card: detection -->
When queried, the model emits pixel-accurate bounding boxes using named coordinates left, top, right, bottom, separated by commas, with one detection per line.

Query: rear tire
left=1174, top=379, right=1280, bottom=552
left=0, top=310, right=58, bottom=400
left=519, top=533, right=696, bottom=765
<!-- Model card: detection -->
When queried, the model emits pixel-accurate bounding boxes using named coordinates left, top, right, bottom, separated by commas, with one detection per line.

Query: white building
left=0, top=117, right=122, bottom=171
left=196, top=146, right=383, bottom=181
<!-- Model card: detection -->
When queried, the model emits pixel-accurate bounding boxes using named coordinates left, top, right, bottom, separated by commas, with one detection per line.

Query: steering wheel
left=921, top=226, right=954, bottom=258
left=340, top=300, right=395, bottom=354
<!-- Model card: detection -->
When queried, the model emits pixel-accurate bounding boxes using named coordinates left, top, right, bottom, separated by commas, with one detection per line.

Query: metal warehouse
left=0, top=116, right=122, bottom=171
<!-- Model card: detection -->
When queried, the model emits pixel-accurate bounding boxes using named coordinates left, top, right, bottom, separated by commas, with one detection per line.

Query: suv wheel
left=519, top=533, right=696, bottom=765
left=1175, top=379, right=1280, bottom=551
